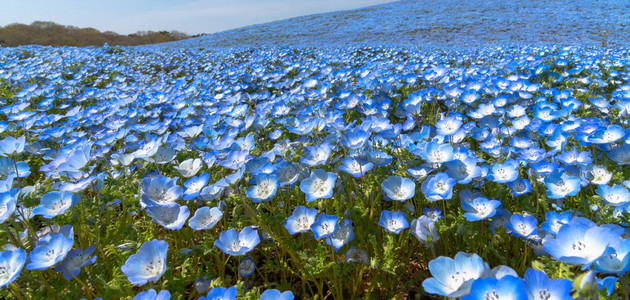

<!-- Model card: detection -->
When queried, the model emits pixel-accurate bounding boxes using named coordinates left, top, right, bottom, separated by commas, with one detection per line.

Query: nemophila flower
left=300, top=169, right=336, bottom=202
left=543, top=221, right=619, bottom=269
left=410, top=215, right=439, bottom=244
left=378, top=210, right=409, bottom=234
left=273, top=161, right=300, bottom=187
left=0, top=136, right=26, bottom=157
left=200, top=286, right=237, bottom=300
left=284, top=206, right=317, bottom=235
left=238, top=256, right=255, bottom=277
left=421, top=173, right=456, bottom=201
left=341, top=128, right=370, bottom=149
left=55, top=141, right=93, bottom=177
left=506, top=214, right=538, bottom=238
left=423, top=207, right=442, bottom=221
left=53, top=246, right=97, bottom=280
left=32, top=191, right=80, bottom=218
left=381, top=176, right=415, bottom=201
left=59, top=175, right=97, bottom=193
left=141, top=174, right=183, bottom=207
left=368, top=150, right=393, bottom=166
left=589, top=124, right=625, bottom=144
left=556, top=150, right=592, bottom=166
left=518, top=147, right=547, bottom=164
left=541, top=211, right=572, bottom=236
left=326, top=219, right=354, bottom=251
left=595, top=184, right=630, bottom=206
left=416, top=141, right=454, bottom=164
left=0, top=158, right=30, bottom=178
left=505, top=179, right=531, bottom=197
left=422, top=252, right=487, bottom=298
left=338, top=158, right=373, bottom=178
left=214, top=227, right=260, bottom=256
left=461, top=276, right=527, bottom=300
left=523, top=268, right=572, bottom=300
left=183, top=173, right=209, bottom=201
left=583, top=164, right=612, bottom=185
left=260, top=289, right=294, bottom=300
left=595, top=238, right=630, bottom=274
left=598, top=276, right=618, bottom=297
left=608, top=144, right=630, bottom=165
left=199, top=183, right=225, bottom=201
left=445, top=157, right=481, bottom=184
left=0, top=189, right=18, bottom=224
left=310, top=213, right=338, bottom=239
left=345, top=246, right=369, bottom=264
left=462, top=197, right=501, bottom=222
left=246, top=173, right=278, bottom=203
left=174, top=158, right=203, bottom=178
left=219, top=150, right=251, bottom=170
left=145, top=204, right=190, bottom=230
left=133, top=289, right=170, bottom=300
left=300, top=142, right=332, bottom=167
left=188, top=207, right=223, bottom=231
left=544, top=171, right=581, bottom=199
left=0, top=248, right=26, bottom=288
left=26, top=226, right=74, bottom=270
left=487, top=159, right=519, bottom=183
left=121, top=240, right=168, bottom=286
left=435, top=115, right=463, bottom=136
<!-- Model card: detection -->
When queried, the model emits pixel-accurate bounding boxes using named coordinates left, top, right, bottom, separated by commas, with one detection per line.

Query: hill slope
left=157, top=0, right=630, bottom=49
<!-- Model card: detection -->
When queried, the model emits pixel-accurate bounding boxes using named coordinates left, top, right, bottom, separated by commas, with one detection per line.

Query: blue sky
left=0, top=0, right=395, bottom=35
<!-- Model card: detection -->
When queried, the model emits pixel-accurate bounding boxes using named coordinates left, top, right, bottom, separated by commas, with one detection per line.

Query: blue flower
left=338, top=158, right=373, bottom=178
left=368, top=150, right=393, bottom=167
left=462, top=197, right=501, bottom=222
left=326, top=219, right=354, bottom=252
left=121, top=240, right=168, bottom=286
left=597, top=276, right=618, bottom=297
left=183, top=173, right=210, bottom=201
left=595, top=184, right=630, bottom=206
left=214, top=227, right=260, bottom=256
left=381, top=176, right=415, bottom=201
left=523, top=268, right=572, bottom=300
left=0, top=248, right=26, bottom=288
left=218, top=150, right=251, bottom=170
left=422, top=252, right=487, bottom=297
left=461, top=276, right=526, bottom=300
left=133, top=289, right=170, bottom=300
left=260, top=289, right=294, bottom=300
left=0, top=189, right=18, bottom=224
left=595, top=238, right=630, bottom=274
left=421, top=173, right=456, bottom=201
left=246, top=173, right=279, bottom=203
left=507, top=179, right=532, bottom=197
left=608, top=144, right=630, bottom=165
left=32, top=191, right=80, bottom=219
left=310, top=213, right=338, bottom=239
left=0, top=158, right=30, bottom=178
left=435, top=116, right=463, bottom=136
left=300, top=169, right=336, bottom=202
left=340, top=128, right=370, bottom=150
left=487, top=159, right=519, bottom=183
left=145, top=204, right=190, bottom=230
left=26, top=226, right=74, bottom=270
left=589, top=124, right=625, bottom=144
left=544, top=171, right=581, bottom=199
left=174, top=158, right=203, bottom=178
left=445, top=157, right=481, bottom=184
left=506, top=214, right=538, bottom=238
left=416, top=142, right=454, bottom=164
left=410, top=215, right=439, bottom=244
left=238, top=256, right=256, bottom=278
left=284, top=206, right=318, bottom=235
left=141, top=174, right=183, bottom=207
left=272, top=161, right=300, bottom=187
left=188, top=207, right=223, bottom=231
left=0, top=136, right=26, bottom=157
left=543, top=221, right=619, bottom=269
left=200, top=286, right=237, bottom=300
left=54, top=246, right=97, bottom=280
left=422, top=207, right=442, bottom=221
left=541, top=211, right=572, bottom=236
left=378, top=210, right=409, bottom=234
left=300, top=142, right=332, bottom=167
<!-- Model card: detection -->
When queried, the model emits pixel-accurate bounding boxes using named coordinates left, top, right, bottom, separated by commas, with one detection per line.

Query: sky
left=0, top=0, right=396, bottom=35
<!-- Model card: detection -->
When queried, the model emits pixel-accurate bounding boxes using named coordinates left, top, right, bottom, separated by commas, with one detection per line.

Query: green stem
left=60, top=264, right=95, bottom=299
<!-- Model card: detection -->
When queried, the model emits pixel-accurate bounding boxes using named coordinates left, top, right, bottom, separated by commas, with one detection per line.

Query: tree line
left=0, top=21, right=199, bottom=47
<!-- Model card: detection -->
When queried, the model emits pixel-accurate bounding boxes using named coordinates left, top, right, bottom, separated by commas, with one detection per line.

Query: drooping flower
left=54, top=246, right=97, bottom=280
left=410, top=215, right=439, bottom=244
left=422, top=252, right=487, bottom=298
left=121, top=240, right=168, bottom=286
left=214, top=227, right=260, bottom=256
left=300, top=169, right=336, bottom=202
left=381, top=176, right=415, bottom=201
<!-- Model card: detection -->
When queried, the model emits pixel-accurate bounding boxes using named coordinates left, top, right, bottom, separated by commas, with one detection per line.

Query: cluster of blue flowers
left=0, top=44, right=630, bottom=299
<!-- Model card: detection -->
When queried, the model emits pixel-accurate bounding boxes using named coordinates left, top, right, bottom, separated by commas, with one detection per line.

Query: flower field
left=1, top=44, right=630, bottom=299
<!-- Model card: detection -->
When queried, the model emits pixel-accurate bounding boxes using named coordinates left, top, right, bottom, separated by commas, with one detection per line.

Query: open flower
left=381, top=176, right=415, bottom=201
left=300, top=169, right=336, bottom=202
left=121, top=240, right=168, bottom=286
left=422, top=252, right=487, bottom=298
left=214, top=227, right=260, bottom=256
left=0, top=248, right=26, bottom=288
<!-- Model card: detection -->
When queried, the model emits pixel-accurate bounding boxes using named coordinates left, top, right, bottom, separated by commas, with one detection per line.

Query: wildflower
left=54, top=246, right=97, bottom=280
left=381, top=176, right=415, bottom=201
left=462, top=197, right=501, bottom=222
left=26, top=226, right=74, bottom=270
left=238, top=257, right=256, bottom=278
left=121, top=240, right=168, bottom=286
left=0, top=248, right=26, bottom=288
left=421, top=173, right=456, bottom=201
left=378, top=210, right=409, bottom=234
left=300, top=169, right=336, bottom=202
left=410, top=215, right=439, bottom=244
left=214, top=227, right=260, bottom=256
left=188, top=207, right=223, bottom=231
left=260, top=289, right=294, bottom=300
left=246, top=173, right=279, bottom=203
left=32, top=191, right=80, bottom=219
left=506, top=214, right=538, bottom=238
left=200, top=286, right=237, bottom=300
left=461, top=276, right=526, bottom=300
left=543, top=221, right=619, bottom=269
left=422, top=252, right=487, bottom=297
left=310, top=213, right=338, bottom=239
